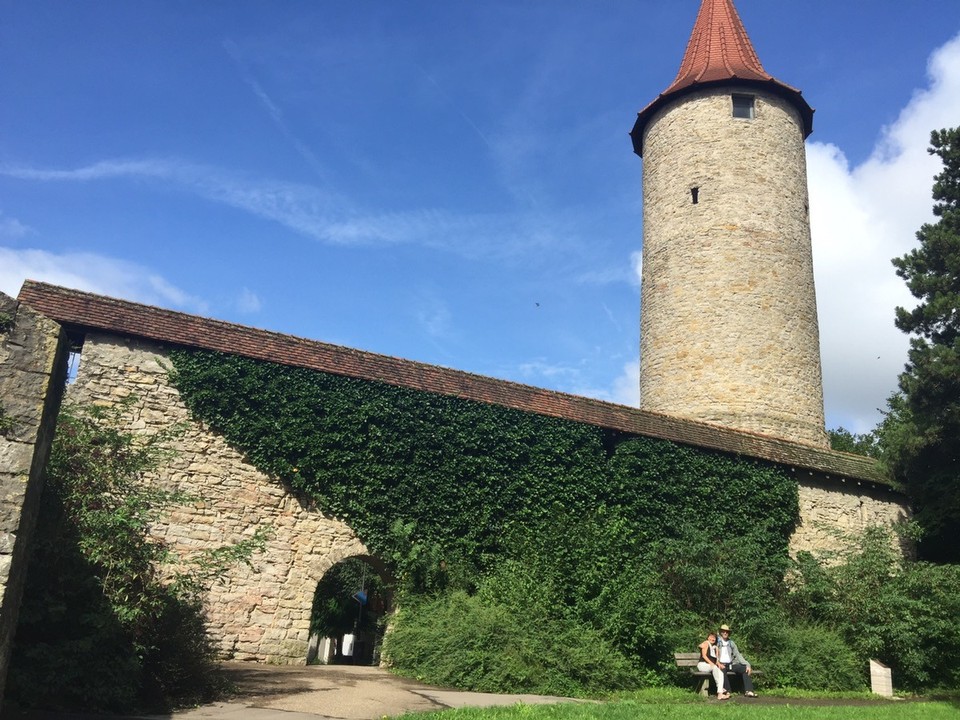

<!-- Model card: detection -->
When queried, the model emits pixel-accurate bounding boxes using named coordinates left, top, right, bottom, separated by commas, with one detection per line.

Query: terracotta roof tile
left=18, top=280, right=894, bottom=491
left=631, top=0, right=813, bottom=156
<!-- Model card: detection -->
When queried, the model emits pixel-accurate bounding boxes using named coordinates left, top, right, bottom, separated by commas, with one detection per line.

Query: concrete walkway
left=0, top=664, right=585, bottom=720
left=162, top=664, right=586, bottom=720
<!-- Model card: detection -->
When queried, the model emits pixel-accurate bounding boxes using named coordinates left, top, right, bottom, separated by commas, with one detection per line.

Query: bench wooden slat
left=673, top=652, right=701, bottom=668
left=674, top=651, right=761, bottom=697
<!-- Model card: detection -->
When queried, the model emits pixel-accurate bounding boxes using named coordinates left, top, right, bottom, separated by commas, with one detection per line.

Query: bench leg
left=696, top=676, right=710, bottom=697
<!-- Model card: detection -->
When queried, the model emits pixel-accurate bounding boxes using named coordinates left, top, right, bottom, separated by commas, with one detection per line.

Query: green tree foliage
left=889, top=127, right=960, bottom=562
left=828, top=427, right=880, bottom=458
left=6, top=402, right=265, bottom=712
left=786, top=526, right=960, bottom=691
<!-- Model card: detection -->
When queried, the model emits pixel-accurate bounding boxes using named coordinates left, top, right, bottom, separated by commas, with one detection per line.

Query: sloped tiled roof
left=18, top=280, right=894, bottom=490
left=631, top=0, right=813, bottom=156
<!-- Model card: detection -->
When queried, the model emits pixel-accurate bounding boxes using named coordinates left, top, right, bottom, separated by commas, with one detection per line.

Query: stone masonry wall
left=640, top=88, right=828, bottom=448
left=0, top=292, right=68, bottom=708
left=791, top=474, right=909, bottom=557
left=68, top=332, right=366, bottom=664
left=69, top=332, right=910, bottom=641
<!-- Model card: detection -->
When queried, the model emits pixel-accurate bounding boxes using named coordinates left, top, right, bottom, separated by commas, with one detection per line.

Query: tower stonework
left=631, top=0, right=829, bottom=448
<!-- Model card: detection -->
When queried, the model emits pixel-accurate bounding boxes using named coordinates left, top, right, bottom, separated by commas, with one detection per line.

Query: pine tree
left=889, top=127, right=960, bottom=562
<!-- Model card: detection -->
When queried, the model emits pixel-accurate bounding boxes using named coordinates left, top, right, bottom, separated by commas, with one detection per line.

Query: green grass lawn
left=396, top=691, right=960, bottom=720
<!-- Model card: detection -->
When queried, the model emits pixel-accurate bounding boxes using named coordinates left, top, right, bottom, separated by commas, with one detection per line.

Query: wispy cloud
left=608, top=359, right=640, bottom=407
left=236, top=287, right=262, bottom=314
left=415, top=63, right=495, bottom=152
left=551, top=358, right=639, bottom=407
left=518, top=358, right=578, bottom=380
left=0, top=157, right=585, bottom=264
left=1, top=158, right=176, bottom=182
left=810, top=32, right=960, bottom=432
left=0, top=246, right=208, bottom=313
left=222, top=38, right=329, bottom=180
left=414, top=288, right=455, bottom=339
left=0, top=158, right=352, bottom=244
left=0, top=211, right=32, bottom=239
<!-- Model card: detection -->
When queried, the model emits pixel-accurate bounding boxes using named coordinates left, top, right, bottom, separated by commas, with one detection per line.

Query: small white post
left=870, top=659, right=893, bottom=697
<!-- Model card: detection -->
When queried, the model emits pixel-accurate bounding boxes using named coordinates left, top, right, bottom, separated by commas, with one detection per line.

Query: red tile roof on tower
left=667, top=0, right=772, bottom=91
left=630, top=0, right=814, bottom=156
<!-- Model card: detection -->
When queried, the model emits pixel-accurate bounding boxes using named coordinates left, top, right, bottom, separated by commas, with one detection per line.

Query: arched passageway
left=307, top=555, right=392, bottom=665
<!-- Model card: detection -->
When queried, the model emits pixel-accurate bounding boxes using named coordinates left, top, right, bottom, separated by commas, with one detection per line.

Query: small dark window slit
left=732, top=94, right=755, bottom=119
left=691, top=187, right=699, bottom=204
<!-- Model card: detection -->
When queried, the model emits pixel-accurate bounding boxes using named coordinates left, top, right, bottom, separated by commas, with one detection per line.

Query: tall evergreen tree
left=889, top=127, right=960, bottom=562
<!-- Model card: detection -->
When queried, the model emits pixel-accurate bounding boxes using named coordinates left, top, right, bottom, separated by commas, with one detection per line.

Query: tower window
left=732, top=94, right=755, bottom=120
left=691, top=187, right=699, bottom=204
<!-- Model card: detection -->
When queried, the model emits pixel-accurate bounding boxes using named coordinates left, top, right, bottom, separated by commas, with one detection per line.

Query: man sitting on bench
left=716, top=624, right=757, bottom=697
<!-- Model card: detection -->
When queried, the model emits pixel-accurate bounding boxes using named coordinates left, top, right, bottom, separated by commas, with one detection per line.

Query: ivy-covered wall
left=60, top=333, right=909, bottom=671
left=168, top=348, right=800, bottom=587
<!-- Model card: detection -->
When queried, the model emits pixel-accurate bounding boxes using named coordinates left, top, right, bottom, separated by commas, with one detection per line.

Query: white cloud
left=236, top=287, right=262, bottom=314
left=518, top=358, right=582, bottom=382
left=222, top=38, right=329, bottom=180
left=0, top=246, right=208, bottom=313
left=609, top=359, right=640, bottom=407
left=0, top=212, right=31, bottom=239
left=0, top=158, right=541, bottom=259
left=0, top=158, right=352, bottom=244
left=810, top=32, right=960, bottom=433
left=545, top=356, right=638, bottom=407
left=630, top=250, right=642, bottom=287
left=414, top=289, right=455, bottom=339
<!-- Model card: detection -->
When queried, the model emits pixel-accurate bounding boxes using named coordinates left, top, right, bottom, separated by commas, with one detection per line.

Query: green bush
left=6, top=402, right=261, bottom=712
left=785, top=525, right=960, bottom=691
left=490, top=509, right=679, bottom=674
left=759, top=623, right=865, bottom=691
left=382, top=590, right=642, bottom=697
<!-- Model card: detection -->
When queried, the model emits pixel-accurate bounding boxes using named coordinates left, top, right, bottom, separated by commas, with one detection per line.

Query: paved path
left=169, top=663, right=586, bottom=720
left=2, top=662, right=905, bottom=720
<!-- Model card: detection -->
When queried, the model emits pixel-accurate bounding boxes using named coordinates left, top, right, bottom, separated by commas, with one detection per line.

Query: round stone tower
left=630, top=0, right=829, bottom=447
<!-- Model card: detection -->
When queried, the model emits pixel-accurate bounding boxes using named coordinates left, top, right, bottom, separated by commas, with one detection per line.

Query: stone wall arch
left=66, top=332, right=372, bottom=664
left=306, top=553, right=394, bottom=665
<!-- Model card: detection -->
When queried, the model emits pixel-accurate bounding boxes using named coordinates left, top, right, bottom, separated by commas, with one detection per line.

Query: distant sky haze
left=2, top=1, right=959, bottom=434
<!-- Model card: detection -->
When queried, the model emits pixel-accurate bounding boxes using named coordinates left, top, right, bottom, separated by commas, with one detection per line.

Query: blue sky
left=2, top=1, right=960, bottom=435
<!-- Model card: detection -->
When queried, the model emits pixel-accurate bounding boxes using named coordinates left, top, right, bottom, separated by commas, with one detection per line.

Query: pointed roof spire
left=630, top=0, right=813, bottom=157
left=666, top=0, right=772, bottom=92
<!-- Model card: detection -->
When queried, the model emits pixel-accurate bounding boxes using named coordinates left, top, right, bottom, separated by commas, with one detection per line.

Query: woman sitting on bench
left=697, top=631, right=730, bottom=700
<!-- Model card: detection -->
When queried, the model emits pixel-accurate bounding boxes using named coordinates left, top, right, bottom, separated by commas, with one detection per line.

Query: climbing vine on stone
left=167, top=348, right=799, bottom=599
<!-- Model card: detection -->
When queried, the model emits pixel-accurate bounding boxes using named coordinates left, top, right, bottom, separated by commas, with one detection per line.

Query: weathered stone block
left=0, top=291, right=69, bottom=710
left=63, top=332, right=370, bottom=664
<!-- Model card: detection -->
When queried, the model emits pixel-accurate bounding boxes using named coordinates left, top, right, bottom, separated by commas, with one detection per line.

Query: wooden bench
left=674, top=653, right=761, bottom=696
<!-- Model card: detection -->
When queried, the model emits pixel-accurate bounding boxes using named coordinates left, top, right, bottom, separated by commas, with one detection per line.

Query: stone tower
left=630, top=0, right=829, bottom=448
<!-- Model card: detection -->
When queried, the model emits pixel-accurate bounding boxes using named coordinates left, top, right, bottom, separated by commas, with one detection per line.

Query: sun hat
left=719, top=624, right=732, bottom=632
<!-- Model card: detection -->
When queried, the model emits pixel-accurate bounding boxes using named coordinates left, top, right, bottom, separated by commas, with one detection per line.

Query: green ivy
left=167, top=349, right=804, bottom=688
left=132, top=348, right=960, bottom=692
left=168, top=349, right=797, bottom=591
left=0, top=406, right=15, bottom=437
left=168, top=350, right=613, bottom=576
left=0, top=310, right=13, bottom=333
